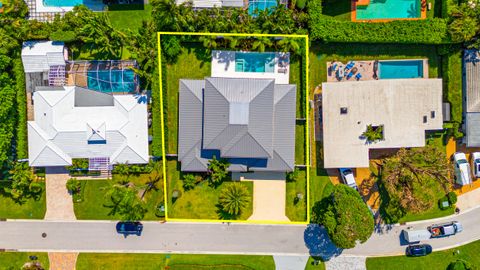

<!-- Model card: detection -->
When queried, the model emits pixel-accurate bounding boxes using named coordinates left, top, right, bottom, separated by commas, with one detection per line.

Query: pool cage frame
left=66, top=60, right=140, bottom=94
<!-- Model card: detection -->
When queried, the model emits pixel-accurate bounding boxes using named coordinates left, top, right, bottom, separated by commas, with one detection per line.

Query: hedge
left=151, top=65, right=163, bottom=157
left=442, top=49, right=463, bottom=124
left=13, top=59, right=28, bottom=159
left=310, top=15, right=450, bottom=44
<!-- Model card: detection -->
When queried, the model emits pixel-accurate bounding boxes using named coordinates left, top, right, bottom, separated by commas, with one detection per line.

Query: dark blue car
left=406, top=244, right=432, bottom=257
left=116, top=222, right=143, bottom=236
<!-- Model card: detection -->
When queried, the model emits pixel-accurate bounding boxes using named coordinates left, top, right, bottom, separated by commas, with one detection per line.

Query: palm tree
left=199, top=35, right=218, bottom=51
left=252, top=36, right=273, bottom=52
left=219, top=183, right=250, bottom=216
left=80, top=13, right=125, bottom=59
left=276, top=38, right=301, bottom=55
left=103, top=182, right=147, bottom=221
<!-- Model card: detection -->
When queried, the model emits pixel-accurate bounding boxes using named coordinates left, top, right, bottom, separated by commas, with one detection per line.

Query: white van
left=402, top=229, right=432, bottom=243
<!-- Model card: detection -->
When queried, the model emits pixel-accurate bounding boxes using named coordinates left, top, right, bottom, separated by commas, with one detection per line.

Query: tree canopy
left=207, top=156, right=230, bottom=185
left=380, top=146, right=453, bottom=223
left=312, top=184, right=374, bottom=249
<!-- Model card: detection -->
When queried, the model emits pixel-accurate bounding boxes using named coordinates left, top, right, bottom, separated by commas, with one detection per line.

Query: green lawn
left=309, top=43, right=440, bottom=90
left=296, top=123, right=306, bottom=165
left=309, top=168, right=334, bottom=209
left=107, top=4, right=152, bottom=32
left=73, top=169, right=164, bottom=220
left=321, top=0, right=352, bottom=21
left=286, top=169, right=307, bottom=221
left=289, top=56, right=306, bottom=118
left=443, top=50, right=463, bottom=124
left=0, top=252, right=49, bottom=270
left=304, top=257, right=326, bottom=270
left=168, top=177, right=253, bottom=220
left=366, top=239, right=480, bottom=270
left=0, top=181, right=46, bottom=219
left=77, top=253, right=275, bottom=270
left=164, top=45, right=211, bottom=154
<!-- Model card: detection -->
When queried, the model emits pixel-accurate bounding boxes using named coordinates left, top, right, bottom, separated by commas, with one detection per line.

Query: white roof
left=322, top=79, right=443, bottom=168
left=21, top=41, right=66, bottom=73
left=28, top=86, right=149, bottom=166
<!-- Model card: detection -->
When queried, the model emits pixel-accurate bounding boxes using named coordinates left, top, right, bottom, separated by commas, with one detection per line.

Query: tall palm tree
left=219, top=183, right=250, bottom=216
left=276, top=38, right=301, bottom=55
left=252, top=36, right=273, bottom=52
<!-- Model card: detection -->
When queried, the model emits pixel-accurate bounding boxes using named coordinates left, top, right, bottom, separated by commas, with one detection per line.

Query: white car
left=471, top=152, right=480, bottom=178
left=339, top=168, right=358, bottom=190
left=453, top=152, right=472, bottom=186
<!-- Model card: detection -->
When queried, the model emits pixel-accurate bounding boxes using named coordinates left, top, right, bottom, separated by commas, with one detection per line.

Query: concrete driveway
left=239, top=172, right=290, bottom=222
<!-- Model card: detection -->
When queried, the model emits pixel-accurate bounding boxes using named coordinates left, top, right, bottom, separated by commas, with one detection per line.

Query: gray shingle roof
left=178, top=77, right=296, bottom=172
left=465, top=50, right=480, bottom=147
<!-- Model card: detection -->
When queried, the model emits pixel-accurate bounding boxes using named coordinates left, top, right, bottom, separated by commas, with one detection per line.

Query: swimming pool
left=87, top=69, right=136, bottom=93
left=248, top=0, right=277, bottom=15
left=356, top=0, right=421, bottom=20
left=235, top=52, right=275, bottom=73
left=378, top=60, right=424, bottom=79
left=43, top=0, right=83, bottom=6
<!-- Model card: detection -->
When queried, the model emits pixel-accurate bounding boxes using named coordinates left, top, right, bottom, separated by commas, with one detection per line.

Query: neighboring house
left=21, top=40, right=68, bottom=93
left=27, top=86, right=149, bottom=167
left=464, top=49, right=480, bottom=147
left=178, top=77, right=296, bottom=172
left=322, top=79, right=443, bottom=168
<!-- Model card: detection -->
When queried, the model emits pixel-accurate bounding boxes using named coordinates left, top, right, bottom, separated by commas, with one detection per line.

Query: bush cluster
left=310, top=16, right=450, bottom=44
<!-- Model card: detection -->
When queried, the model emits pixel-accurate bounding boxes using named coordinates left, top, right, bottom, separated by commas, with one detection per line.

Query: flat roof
left=322, top=79, right=443, bottom=168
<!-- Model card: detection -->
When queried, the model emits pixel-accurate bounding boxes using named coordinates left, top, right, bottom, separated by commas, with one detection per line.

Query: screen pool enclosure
left=67, top=60, right=139, bottom=94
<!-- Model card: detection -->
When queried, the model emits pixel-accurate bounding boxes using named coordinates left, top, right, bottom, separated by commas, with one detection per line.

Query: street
left=1, top=207, right=479, bottom=257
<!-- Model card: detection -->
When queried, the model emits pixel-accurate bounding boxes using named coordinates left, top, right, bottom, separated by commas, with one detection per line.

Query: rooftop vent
left=431, top=111, right=435, bottom=119
left=340, top=107, right=348, bottom=115
left=423, top=116, right=428, bottom=123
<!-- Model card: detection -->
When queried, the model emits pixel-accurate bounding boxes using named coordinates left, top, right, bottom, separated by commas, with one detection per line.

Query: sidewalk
left=48, top=252, right=78, bottom=270
left=44, top=167, right=76, bottom=221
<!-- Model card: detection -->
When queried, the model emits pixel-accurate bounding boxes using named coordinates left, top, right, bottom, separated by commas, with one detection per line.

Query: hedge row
left=151, top=65, right=163, bottom=157
left=13, top=59, right=28, bottom=159
left=310, top=15, right=450, bottom=44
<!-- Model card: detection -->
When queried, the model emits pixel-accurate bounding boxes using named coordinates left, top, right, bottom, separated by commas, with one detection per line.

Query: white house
left=27, top=86, right=149, bottom=167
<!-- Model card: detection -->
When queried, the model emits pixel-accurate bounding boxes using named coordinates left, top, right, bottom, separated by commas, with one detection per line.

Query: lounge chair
left=346, top=67, right=358, bottom=80
left=337, top=68, right=344, bottom=80
left=355, top=73, right=362, bottom=81
left=345, top=61, right=355, bottom=71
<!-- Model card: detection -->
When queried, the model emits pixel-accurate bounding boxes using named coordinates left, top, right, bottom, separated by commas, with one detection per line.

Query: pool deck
left=34, top=0, right=104, bottom=14
left=211, top=50, right=290, bottom=84
left=351, top=0, right=427, bottom=22
left=326, top=59, right=428, bottom=82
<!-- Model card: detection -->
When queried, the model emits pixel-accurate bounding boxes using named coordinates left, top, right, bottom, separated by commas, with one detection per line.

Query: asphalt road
left=1, top=207, right=479, bottom=257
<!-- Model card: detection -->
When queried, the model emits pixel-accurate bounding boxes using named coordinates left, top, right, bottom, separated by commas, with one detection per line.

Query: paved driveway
left=44, top=167, right=76, bottom=221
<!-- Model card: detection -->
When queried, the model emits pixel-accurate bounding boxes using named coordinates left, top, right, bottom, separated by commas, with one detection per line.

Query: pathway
left=273, top=255, right=309, bottom=270
left=325, top=256, right=366, bottom=270
left=48, top=252, right=78, bottom=270
left=44, top=167, right=76, bottom=221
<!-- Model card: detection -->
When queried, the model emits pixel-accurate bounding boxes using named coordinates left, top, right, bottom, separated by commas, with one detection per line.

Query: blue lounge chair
left=346, top=71, right=355, bottom=80
left=345, top=61, right=355, bottom=71
left=355, top=73, right=362, bottom=80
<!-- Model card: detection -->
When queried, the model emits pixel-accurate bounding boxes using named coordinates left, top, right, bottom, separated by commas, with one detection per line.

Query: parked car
left=339, top=168, right=358, bottom=190
left=406, top=244, right=432, bottom=257
left=402, top=229, right=432, bottom=243
left=428, top=221, right=463, bottom=238
left=116, top=222, right=143, bottom=236
left=472, top=152, right=480, bottom=178
left=453, top=152, right=472, bottom=186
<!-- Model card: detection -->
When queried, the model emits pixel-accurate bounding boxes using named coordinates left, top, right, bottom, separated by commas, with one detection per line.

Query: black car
left=406, top=244, right=432, bottom=257
left=116, top=222, right=143, bottom=236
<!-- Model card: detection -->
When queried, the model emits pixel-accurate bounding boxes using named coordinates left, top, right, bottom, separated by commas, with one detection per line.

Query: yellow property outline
left=157, top=32, right=310, bottom=225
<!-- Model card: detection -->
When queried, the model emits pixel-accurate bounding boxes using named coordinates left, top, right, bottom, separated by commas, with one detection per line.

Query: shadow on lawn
left=304, top=224, right=343, bottom=261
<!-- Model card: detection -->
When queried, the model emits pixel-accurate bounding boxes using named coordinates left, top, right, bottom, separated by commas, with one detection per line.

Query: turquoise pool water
left=43, top=0, right=82, bottom=6
left=248, top=0, right=277, bottom=15
left=356, top=0, right=421, bottom=20
left=379, top=60, right=424, bottom=79
left=235, top=52, right=275, bottom=73
left=87, top=69, right=136, bottom=93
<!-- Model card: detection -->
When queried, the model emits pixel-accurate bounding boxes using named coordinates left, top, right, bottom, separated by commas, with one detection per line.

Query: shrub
left=296, top=0, right=307, bottom=10
left=66, top=178, right=81, bottom=194
left=161, top=35, right=182, bottom=64
left=438, top=196, right=450, bottom=210
left=310, top=15, right=450, bottom=44
left=286, top=170, right=299, bottom=182
left=208, top=156, right=230, bottom=186
left=448, top=191, right=458, bottom=205
left=447, top=259, right=474, bottom=270
left=49, top=30, right=77, bottom=42
left=182, top=174, right=197, bottom=191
